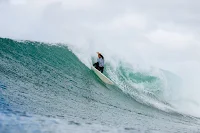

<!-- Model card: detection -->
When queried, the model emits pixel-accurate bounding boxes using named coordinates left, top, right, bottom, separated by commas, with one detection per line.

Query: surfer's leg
left=93, top=63, right=97, bottom=67
left=99, top=67, right=104, bottom=73
left=94, top=62, right=99, bottom=69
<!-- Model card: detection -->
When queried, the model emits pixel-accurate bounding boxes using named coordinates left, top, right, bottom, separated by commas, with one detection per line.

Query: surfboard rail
left=91, top=66, right=114, bottom=85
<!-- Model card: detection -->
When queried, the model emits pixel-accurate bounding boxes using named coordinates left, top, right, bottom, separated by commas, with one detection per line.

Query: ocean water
left=0, top=37, right=200, bottom=133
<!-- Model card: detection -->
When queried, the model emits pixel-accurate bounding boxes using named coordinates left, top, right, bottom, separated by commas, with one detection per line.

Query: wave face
left=0, top=38, right=200, bottom=133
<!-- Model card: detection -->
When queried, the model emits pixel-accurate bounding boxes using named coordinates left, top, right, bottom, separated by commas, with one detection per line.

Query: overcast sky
left=0, top=0, right=200, bottom=73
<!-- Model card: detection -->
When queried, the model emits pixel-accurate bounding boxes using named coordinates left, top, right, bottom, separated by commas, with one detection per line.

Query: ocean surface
left=0, top=37, right=200, bottom=133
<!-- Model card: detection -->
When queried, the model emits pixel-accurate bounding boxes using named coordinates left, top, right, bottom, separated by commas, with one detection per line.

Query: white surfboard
left=91, top=66, right=114, bottom=85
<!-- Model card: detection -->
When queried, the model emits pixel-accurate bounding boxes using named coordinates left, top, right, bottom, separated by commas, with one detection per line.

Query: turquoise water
left=0, top=38, right=200, bottom=133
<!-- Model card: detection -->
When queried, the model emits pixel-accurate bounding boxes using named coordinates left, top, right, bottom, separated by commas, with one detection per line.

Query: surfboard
left=91, top=66, right=114, bottom=85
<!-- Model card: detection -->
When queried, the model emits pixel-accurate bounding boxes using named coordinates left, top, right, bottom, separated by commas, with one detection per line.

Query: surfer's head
left=97, top=52, right=101, bottom=58
left=98, top=54, right=101, bottom=58
left=97, top=52, right=104, bottom=59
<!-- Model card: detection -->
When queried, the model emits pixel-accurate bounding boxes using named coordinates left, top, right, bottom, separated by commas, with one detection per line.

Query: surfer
left=93, top=52, right=104, bottom=73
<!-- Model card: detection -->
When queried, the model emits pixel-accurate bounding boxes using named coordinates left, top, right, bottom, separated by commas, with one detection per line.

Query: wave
left=1, top=37, right=200, bottom=132
left=0, top=37, right=182, bottom=114
left=0, top=38, right=198, bottom=132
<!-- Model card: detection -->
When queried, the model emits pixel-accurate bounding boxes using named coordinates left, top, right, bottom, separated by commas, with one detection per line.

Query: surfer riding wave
left=93, top=52, right=104, bottom=73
